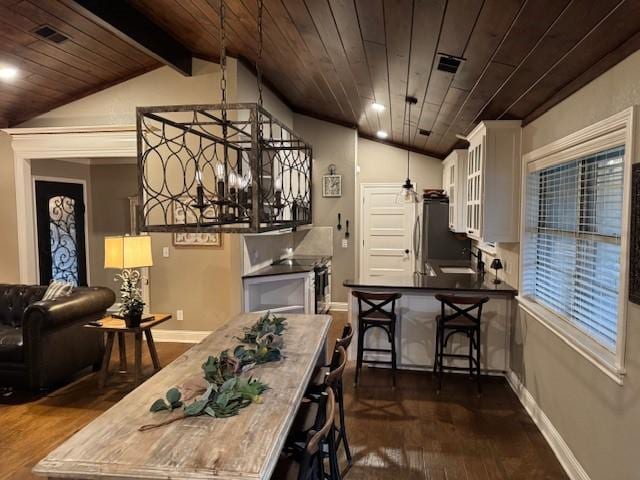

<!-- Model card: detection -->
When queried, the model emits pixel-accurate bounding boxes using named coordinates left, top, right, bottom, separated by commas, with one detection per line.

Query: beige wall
left=293, top=114, right=357, bottom=302
left=510, top=49, right=640, bottom=480
left=89, top=163, right=137, bottom=292
left=357, top=137, right=442, bottom=189
left=0, top=134, right=20, bottom=283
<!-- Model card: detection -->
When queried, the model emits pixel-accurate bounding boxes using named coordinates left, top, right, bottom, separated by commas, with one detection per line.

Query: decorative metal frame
left=136, top=102, right=312, bottom=234
left=630, top=163, right=640, bottom=304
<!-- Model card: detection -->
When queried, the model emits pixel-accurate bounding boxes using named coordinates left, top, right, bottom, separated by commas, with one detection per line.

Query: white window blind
left=523, top=146, right=624, bottom=350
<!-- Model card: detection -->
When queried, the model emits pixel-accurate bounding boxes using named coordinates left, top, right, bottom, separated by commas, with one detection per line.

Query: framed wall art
left=322, top=164, right=342, bottom=197
left=172, top=199, right=222, bottom=247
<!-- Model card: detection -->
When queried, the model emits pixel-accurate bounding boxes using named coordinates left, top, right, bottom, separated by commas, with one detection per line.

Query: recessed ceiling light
left=376, top=130, right=388, bottom=139
left=0, top=66, right=18, bottom=81
left=371, top=102, right=385, bottom=112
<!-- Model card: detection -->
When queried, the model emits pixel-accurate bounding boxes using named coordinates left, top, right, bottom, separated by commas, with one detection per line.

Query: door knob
left=405, top=249, right=410, bottom=254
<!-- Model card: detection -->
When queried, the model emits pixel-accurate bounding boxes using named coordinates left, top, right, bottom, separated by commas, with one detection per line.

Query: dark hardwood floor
left=0, top=312, right=566, bottom=480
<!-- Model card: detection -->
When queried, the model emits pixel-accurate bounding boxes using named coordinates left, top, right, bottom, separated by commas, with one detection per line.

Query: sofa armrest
left=23, top=287, right=116, bottom=330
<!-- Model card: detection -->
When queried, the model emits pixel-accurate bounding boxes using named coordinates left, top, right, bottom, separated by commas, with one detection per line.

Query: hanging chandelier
left=397, top=96, right=419, bottom=204
left=136, top=0, right=312, bottom=234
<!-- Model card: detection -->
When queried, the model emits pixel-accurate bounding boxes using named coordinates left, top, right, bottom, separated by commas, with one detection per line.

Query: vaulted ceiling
left=1, top=0, right=640, bottom=158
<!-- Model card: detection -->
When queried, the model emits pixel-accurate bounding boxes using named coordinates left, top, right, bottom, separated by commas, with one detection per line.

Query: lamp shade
left=490, top=258, right=503, bottom=270
left=104, top=235, right=153, bottom=269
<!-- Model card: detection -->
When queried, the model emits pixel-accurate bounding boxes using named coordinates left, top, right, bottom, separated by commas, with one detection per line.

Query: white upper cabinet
left=464, top=120, right=521, bottom=243
left=442, top=149, right=467, bottom=233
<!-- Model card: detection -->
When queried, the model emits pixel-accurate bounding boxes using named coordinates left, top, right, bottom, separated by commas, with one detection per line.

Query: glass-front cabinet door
left=466, top=138, right=483, bottom=239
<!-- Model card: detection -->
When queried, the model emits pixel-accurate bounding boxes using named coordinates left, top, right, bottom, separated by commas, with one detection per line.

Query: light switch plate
left=176, top=309, right=184, bottom=321
left=342, top=239, right=348, bottom=248
left=162, top=247, right=169, bottom=258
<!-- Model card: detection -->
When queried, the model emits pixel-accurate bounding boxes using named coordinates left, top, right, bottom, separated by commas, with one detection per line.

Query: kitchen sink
left=440, top=266, right=476, bottom=274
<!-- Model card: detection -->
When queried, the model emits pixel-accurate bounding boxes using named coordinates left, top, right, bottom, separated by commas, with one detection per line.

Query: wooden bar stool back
left=352, top=291, right=401, bottom=387
left=433, top=294, right=489, bottom=393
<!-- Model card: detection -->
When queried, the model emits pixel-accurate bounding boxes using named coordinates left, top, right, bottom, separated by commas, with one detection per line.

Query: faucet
left=466, top=248, right=485, bottom=274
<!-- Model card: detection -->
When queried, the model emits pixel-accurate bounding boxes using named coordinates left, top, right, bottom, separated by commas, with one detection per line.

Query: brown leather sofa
left=0, top=284, right=115, bottom=391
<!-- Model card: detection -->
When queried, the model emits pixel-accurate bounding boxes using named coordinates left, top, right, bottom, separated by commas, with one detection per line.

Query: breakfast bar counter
left=344, top=263, right=517, bottom=373
left=33, top=313, right=331, bottom=480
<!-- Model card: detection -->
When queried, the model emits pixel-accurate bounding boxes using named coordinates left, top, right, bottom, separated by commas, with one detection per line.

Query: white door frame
left=2, top=125, right=137, bottom=284
left=32, top=175, right=91, bottom=285
left=359, top=182, right=418, bottom=281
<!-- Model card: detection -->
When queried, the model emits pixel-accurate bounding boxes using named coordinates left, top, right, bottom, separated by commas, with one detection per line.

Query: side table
left=85, top=314, right=171, bottom=387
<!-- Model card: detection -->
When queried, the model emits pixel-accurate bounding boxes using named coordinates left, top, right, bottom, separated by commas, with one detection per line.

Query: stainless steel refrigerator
left=413, top=198, right=471, bottom=274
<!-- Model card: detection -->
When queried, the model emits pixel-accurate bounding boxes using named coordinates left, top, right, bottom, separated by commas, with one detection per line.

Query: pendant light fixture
left=135, top=0, right=312, bottom=234
left=397, top=96, right=419, bottom=204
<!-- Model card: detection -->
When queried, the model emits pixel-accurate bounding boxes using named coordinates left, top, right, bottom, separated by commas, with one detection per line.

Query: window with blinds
left=523, top=146, right=624, bottom=350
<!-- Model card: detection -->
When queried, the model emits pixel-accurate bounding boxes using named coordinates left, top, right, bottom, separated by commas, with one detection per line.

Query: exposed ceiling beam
left=69, top=0, right=192, bottom=76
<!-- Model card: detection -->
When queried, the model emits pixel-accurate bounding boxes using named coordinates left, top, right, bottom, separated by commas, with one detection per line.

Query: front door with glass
left=34, top=180, right=88, bottom=286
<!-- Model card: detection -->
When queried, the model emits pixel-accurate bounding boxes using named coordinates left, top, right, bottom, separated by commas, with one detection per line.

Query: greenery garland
left=140, top=312, right=286, bottom=431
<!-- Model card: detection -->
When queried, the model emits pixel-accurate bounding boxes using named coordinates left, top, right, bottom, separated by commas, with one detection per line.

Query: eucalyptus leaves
left=141, top=312, right=286, bottom=431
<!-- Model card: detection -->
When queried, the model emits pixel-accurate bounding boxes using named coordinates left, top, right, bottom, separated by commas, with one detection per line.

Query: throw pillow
left=43, top=280, right=73, bottom=301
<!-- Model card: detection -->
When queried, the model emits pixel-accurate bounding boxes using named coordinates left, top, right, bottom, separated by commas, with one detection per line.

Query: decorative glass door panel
left=35, top=181, right=87, bottom=286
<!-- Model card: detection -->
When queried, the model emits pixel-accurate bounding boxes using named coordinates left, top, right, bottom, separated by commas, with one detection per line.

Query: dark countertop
left=343, top=260, right=517, bottom=296
left=242, top=256, right=330, bottom=279
left=243, top=263, right=315, bottom=279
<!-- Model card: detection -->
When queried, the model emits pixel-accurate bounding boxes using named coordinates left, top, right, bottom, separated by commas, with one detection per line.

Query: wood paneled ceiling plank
left=192, top=0, right=313, bottom=108
left=472, top=0, right=623, bottom=125
left=363, top=40, right=392, bottom=136
left=384, top=0, right=414, bottom=143
left=0, top=16, right=110, bottom=82
left=21, top=73, right=77, bottom=95
left=31, top=0, right=156, bottom=68
left=0, top=31, right=108, bottom=84
left=281, top=0, right=356, bottom=121
left=430, top=0, right=574, bottom=153
left=0, top=48, right=88, bottom=90
left=303, top=0, right=365, bottom=125
left=504, top=0, right=640, bottom=120
left=328, top=0, right=377, bottom=133
left=525, top=30, right=640, bottom=125
left=406, top=0, right=445, bottom=148
left=0, top=78, right=67, bottom=103
left=263, top=0, right=335, bottom=107
left=420, top=0, right=483, bottom=151
left=229, top=0, right=319, bottom=107
left=0, top=4, right=132, bottom=78
left=427, top=0, right=523, bottom=152
left=355, top=0, right=390, bottom=136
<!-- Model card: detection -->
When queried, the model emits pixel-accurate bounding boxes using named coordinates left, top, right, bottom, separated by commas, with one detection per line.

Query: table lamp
left=490, top=258, right=503, bottom=285
left=104, top=235, right=153, bottom=325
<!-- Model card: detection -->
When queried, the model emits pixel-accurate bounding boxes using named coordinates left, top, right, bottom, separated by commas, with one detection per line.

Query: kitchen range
left=242, top=256, right=331, bottom=315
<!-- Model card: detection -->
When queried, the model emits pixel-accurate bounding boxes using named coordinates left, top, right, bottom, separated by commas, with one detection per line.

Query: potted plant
left=118, top=272, right=145, bottom=328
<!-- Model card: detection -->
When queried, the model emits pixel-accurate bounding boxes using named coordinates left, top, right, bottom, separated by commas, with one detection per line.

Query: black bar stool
left=352, top=291, right=401, bottom=387
left=433, top=294, right=489, bottom=393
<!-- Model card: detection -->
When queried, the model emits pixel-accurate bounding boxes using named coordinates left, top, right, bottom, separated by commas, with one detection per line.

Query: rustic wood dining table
left=33, top=313, right=332, bottom=480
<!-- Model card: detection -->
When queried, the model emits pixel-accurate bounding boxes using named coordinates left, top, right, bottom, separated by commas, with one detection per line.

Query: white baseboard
left=506, top=371, right=590, bottom=480
left=329, top=302, right=348, bottom=312
left=152, top=329, right=211, bottom=344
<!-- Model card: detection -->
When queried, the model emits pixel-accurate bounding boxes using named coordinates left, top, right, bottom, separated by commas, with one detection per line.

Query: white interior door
left=361, top=184, right=417, bottom=281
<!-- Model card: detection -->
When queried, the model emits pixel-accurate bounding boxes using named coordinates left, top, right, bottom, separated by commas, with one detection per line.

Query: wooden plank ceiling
left=0, top=0, right=160, bottom=127
left=1, top=1, right=639, bottom=158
